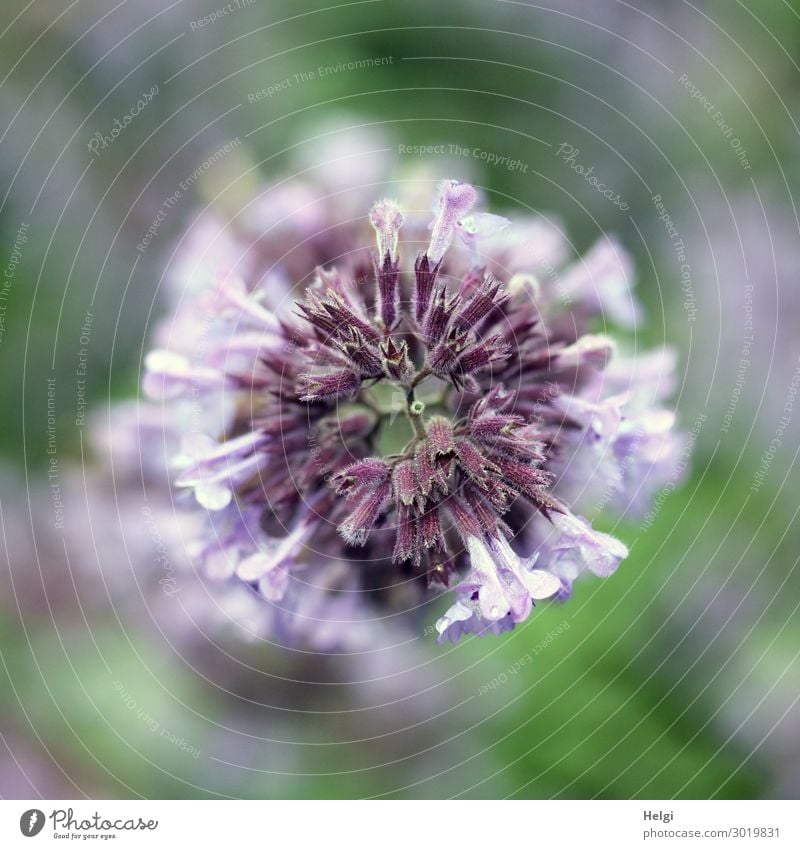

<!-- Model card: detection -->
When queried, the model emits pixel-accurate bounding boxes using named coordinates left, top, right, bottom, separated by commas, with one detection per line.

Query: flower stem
left=406, top=388, right=427, bottom=438
left=410, top=365, right=431, bottom=389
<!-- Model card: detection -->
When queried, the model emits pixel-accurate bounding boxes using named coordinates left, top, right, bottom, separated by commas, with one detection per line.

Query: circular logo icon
left=19, top=809, right=45, bottom=837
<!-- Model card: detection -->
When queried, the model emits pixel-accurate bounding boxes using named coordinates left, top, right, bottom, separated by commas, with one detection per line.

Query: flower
left=546, top=512, right=629, bottom=597
left=139, top=178, right=679, bottom=646
left=435, top=536, right=561, bottom=642
left=553, top=346, right=684, bottom=518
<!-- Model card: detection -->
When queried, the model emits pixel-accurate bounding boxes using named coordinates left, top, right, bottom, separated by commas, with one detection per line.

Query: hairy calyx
left=295, top=183, right=559, bottom=585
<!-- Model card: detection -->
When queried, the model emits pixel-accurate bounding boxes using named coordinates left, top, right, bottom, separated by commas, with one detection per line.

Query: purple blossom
left=427, top=179, right=478, bottom=263
left=136, top=177, right=679, bottom=647
left=435, top=536, right=561, bottom=642
left=554, top=348, right=683, bottom=517
left=545, top=513, right=630, bottom=598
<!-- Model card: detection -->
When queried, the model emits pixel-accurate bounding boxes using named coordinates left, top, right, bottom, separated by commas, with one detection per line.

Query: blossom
left=436, top=537, right=561, bottom=642
left=545, top=512, right=629, bottom=599
left=138, top=177, right=679, bottom=647
left=553, top=347, right=684, bottom=518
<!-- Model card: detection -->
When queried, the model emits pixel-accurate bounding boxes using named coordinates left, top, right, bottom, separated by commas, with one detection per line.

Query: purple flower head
left=140, top=178, right=679, bottom=647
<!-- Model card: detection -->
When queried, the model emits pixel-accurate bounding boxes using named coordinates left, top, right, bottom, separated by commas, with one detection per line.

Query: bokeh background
left=1, top=0, right=799, bottom=799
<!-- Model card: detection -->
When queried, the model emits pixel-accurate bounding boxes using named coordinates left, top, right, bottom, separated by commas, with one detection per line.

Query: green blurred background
left=1, top=0, right=798, bottom=798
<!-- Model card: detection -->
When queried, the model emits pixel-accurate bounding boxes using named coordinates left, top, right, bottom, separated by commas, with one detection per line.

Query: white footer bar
left=1, top=799, right=796, bottom=847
